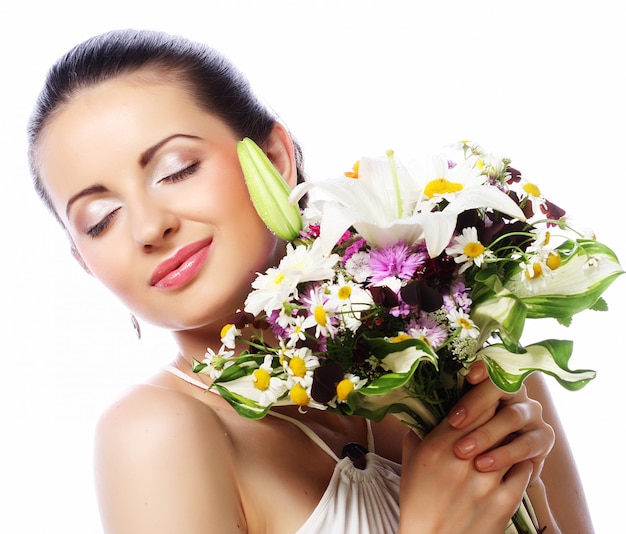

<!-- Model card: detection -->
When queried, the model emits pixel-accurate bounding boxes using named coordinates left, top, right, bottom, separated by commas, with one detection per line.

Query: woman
left=28, top=29, right=592, bottom=533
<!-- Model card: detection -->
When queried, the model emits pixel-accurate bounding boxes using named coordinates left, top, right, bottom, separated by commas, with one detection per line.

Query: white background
left=1, top=1, right=624, bottom=532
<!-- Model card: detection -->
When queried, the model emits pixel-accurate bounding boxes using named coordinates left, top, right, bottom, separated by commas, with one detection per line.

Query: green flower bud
left=237, top=137, right=302, bottom=241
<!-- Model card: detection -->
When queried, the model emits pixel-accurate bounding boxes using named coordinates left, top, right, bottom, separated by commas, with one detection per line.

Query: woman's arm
left=94, top=385, right=246, bottom=534
left=524, top=373, right=595, bottom=534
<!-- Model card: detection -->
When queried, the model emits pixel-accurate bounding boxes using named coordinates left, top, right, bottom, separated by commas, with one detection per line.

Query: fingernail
left=476, top=455, right=495, bottom=470
left=448, top=407, right=466, bottom=427
left=456, top=438, right=476, bottom=455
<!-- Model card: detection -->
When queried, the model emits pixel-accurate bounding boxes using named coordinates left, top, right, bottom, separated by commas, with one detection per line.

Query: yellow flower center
left=220, top=323, right=234, bottom=339
left=523, top=182, right=541, bottom=198
left=457, top=317, right=473, bottom=330
left=424, top=178, right=464, bottom=198
left=313, top=305, right=328, bottom=326
left=525, top=263, right=544, bottom=279
left=546, top=251, right=561, bottom=270
left=288, top=356, right=307, bottom=378
left=344, top=161, right=360, bottom=178
left=337, top=285, right=352, bottom=301
left=273, top=272, right=285, bottom=285
left=476, top=159, right=485, bottom=170
left=391, top=334, right=411, bottom=343
left=289, top=383, right=310, bottom=406
left=336, top=379, right=355, bottom=402
left=464, top=241, right=485, bottom=259
left=253, top=368, right=271, bottom=391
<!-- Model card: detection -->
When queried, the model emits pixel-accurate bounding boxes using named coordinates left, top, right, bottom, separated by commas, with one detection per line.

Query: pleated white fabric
left=294, top=453, right=401, bottom=534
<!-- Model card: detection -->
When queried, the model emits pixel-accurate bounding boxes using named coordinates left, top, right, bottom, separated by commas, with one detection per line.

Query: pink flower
left=368, top=243, right=426, bottom=285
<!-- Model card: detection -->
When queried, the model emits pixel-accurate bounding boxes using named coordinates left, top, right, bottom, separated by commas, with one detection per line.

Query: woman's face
left=36, top=74, right=288, bottom=331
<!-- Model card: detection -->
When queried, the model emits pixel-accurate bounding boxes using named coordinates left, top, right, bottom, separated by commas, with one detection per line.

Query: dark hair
left=27, top=28, right=305, bottom=220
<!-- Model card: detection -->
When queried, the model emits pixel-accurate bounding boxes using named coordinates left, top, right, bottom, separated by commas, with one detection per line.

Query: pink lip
left=150, top=238, right=212, bottom=289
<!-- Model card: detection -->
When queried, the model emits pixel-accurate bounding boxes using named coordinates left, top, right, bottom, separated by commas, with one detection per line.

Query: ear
left=263, top=123, right=298, bottom=189
left=71, top=245, right=93, bottom=276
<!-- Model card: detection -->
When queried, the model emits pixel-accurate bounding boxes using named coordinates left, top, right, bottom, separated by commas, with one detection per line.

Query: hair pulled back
left=28, top=28, right=305, bottom=218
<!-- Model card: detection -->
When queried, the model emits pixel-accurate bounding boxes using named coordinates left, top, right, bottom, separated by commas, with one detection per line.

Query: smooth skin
left=35, top=72, right=593, bottom=533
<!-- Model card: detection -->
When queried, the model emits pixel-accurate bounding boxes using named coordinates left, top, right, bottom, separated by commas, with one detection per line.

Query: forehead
left=35, top=75, right=225, bottom=218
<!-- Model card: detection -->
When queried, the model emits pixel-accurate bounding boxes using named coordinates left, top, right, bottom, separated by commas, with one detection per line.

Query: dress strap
left=268, top=410, right=341, bottom=463
left=163, top=364, right=212, bottom=391
left=163, top=364, right=376, bottom=460
left=366, top=419, right=375, bottom=454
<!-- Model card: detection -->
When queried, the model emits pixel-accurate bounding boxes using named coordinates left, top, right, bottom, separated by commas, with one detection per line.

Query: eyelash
left=87, top=207, right=121, bottom=239
left=159, top=161, right=200, bottom=184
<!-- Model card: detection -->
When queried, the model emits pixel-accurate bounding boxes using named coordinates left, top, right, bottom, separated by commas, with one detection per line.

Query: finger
left=448, top=377, right=518, bottom=429
left=474, top=427, right=555, bottom=485
left=500, top=460, right=534, bottom=518
left=465, top=360, right=489, bottom=385
left=453, top=395, right=544, bottom=459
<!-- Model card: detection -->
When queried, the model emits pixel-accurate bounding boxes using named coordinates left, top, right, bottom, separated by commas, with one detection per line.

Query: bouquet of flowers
left=193, top=139, right=623, bottom=533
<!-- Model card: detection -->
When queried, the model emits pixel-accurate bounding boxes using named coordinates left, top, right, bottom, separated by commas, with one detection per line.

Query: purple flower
left=368, top=243, right=426, bottom=285
left=408, top=313, right=448, bottom=349
left=443, top=281, right=472, bottom=313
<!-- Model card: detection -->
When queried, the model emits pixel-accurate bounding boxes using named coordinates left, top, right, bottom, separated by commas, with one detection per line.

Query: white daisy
left=447, top=308, right=480, bottom=339
left=445, top=227, right=494, bottom=272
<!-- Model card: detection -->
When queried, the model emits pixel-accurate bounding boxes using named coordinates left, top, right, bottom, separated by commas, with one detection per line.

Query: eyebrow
left=139, top=133, right=201, bottom=167
left=65, top=133, right=201, bottom=218
left=65, top=184, right=109, bottom=218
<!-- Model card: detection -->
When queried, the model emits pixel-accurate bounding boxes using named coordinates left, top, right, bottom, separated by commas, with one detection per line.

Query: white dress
left=164, top=365, right=401, bottom=534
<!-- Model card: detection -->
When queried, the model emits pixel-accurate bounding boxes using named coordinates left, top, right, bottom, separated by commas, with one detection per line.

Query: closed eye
left=87, top=207, right=121, bottom=238
left=159, top=161, right=200, bottom=184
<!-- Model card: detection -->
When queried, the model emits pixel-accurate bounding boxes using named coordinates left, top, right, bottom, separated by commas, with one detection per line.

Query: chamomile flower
left=198, top=344, right=235, bottom=379
left=327, top=274, right=374, bottom=331
left=334, top=374, right=367, bottom=404
left=219, top=323, right=241, bottom=349
left=447, top=308, right=480, bottom=339
left=302, top=286, right=339, bottom=338
left=446, top=227, right=494, bottom=272
left=245, top=265, right=298, bottom=316
left=283, top=346, right=320, bottom=385
left=519, top=256, right=554, bottom=292
left=285, top=314, right=308, bottom=348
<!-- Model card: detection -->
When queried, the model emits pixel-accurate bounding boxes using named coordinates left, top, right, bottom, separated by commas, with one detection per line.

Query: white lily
left=291, top=151, right=526, bottom=257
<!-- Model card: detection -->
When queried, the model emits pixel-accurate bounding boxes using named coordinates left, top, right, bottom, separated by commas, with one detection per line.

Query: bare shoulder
left=95, top=384, right=246, bottom=534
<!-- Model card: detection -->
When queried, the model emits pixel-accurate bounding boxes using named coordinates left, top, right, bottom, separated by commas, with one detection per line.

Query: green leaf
left=237, top=138, right=302, bottom=241
left=471, top=290, right=527, bottom=350
left=590, top=297, right=608, bottom=312
left=213, top=384, right=272, bottom=419
left=503, top=239, right=623, bottom=319
left=477, top=340, right=596, bottom=393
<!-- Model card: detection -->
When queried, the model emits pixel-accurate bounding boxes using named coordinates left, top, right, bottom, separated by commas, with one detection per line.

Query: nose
left=129, top=200, right=178, bottom=250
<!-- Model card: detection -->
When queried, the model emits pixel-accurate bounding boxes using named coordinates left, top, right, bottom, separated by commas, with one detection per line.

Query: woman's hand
left=398, top=406, right=533, bottom=533
left=447, top=362, right=555, bottom=485
left=398, top=362, right=555, bottom=533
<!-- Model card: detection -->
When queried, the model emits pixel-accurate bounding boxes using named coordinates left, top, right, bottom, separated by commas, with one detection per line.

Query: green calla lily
left=504, top=239, right=624, bottom=319
left=237, top=137, right=303, bottom=241
left=476, top=339, right=596, bottom=393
